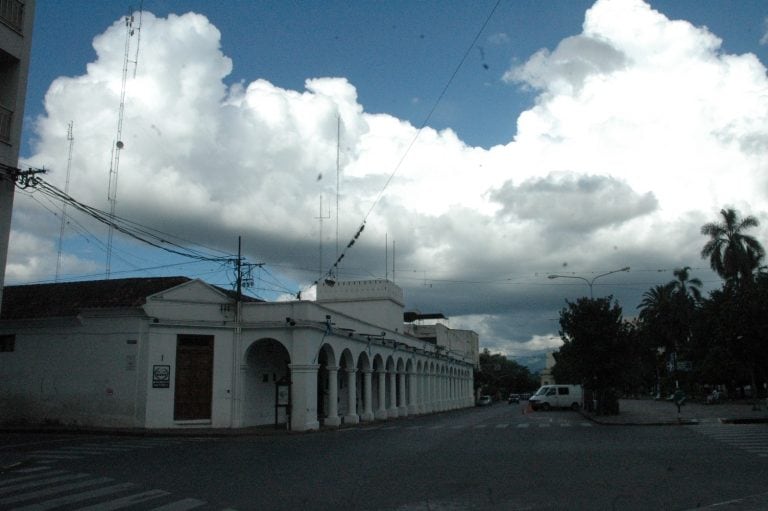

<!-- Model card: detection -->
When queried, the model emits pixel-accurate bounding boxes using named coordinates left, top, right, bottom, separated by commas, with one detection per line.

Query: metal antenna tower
left=335, top=115, right=340, bottom=275
left=106, top=8, right=141, bottom=278
left=315, top=195, right=331, bottom=279
left=55, top=121, right=75, bottom=282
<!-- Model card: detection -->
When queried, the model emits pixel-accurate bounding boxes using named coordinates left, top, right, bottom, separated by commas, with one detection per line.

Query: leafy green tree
left=552, top=296, right=633, bottom=415
left=475, top=349, right=539, bottom=399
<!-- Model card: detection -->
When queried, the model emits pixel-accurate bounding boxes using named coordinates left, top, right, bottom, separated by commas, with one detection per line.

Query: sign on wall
left=153, top=365, right=171, bottom=388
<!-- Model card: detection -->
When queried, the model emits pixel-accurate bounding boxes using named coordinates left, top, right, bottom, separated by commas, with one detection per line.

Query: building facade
left=0, top=277, right=477, bottom=431
left=0, top=0, right=34, bottom=310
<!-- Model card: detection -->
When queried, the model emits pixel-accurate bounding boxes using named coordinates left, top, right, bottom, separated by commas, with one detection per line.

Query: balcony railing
left=0, top=105, right=12, bottom=143
left=0, top=0, right=24, bottom=33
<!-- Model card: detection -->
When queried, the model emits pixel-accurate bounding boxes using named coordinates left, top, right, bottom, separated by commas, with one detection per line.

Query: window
left=0, top=0, right=25, bottom=33
left=0, top=334, right=15, bottom=352
left=558, top=387, right=570, bottom=395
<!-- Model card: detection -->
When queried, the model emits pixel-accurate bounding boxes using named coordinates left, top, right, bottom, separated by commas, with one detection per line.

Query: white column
left=375, top=368, right=388, bottom=420
left=398, top=370, right=408, bottom=416
left=344, top=368, right=359, bottom=424
left=424, top=371, right=432, bottom=413
left=288, top=364, right=320, bottom=432
left=387, top=369, right=399, bottom=418
left=325, top=365, right=341, bottom=427
left=407, top=370, right=418, bottom=415
left=361, top=369, right=374, bottom=422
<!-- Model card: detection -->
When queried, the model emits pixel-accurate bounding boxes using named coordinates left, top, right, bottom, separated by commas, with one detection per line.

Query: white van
left=529, top=384, right=583, bottom=411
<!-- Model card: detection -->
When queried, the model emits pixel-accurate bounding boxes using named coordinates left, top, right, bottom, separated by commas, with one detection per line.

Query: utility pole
left=236, top=236, right=242, bottom=303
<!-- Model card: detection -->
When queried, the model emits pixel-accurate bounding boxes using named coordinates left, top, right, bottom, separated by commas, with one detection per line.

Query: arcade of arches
left=242, top=337, right=475, bottom=431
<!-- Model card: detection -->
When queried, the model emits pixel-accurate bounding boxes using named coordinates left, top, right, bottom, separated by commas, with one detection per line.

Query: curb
left=579, top=410, right=768, bottom=426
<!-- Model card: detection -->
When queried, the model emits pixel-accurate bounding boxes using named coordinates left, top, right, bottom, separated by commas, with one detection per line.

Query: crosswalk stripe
left=51, top=449, right=125, bottom=455
left=26, top=454, right=83, bottom=460
left=111, top=444, right=163, bottom=449
left=149, top=497, right=207, bottom=510
left=9, top=482, right=136, bottom=511
left=691, top=424, right=768, bottom=458
left=11, top=467, right=55, bottom=475
left=495, top=424, right=509, bottom=428
left=516, top=423, right=529, bottom=428
left=0, top=477, right=112, bottom=506
left=538, top=423, right=551, bottom=428
left=75, top=488, right=170, bottom=510
left=0, top=473, right=89, bottom=494
left=78, top=445, right=134, bottom=452
left=0, top=470, right=66, bottom=487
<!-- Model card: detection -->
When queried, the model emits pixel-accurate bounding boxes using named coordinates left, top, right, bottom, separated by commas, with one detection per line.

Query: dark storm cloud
left=490, top=172, right=658, bottom=233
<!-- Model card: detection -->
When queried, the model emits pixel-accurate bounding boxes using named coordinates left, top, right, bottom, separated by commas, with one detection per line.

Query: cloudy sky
left=9, top=0, right=768, bottom=362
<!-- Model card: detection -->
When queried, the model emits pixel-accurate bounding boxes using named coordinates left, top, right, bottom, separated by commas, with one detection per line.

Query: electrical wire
left=306, top=0, right=503, bottom=294
left=21, top=176, right=232, bottom=263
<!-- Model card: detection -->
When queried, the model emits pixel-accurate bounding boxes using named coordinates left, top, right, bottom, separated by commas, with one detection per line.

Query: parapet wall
left=317, top=279, right=404, bottom=305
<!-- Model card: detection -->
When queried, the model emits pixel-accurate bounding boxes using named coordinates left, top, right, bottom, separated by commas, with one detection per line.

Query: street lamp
left=548, top=267, right=630, bottom=298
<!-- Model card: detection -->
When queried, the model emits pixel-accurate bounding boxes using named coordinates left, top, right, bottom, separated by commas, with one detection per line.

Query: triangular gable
left=145, top=279, right=231, bottom=304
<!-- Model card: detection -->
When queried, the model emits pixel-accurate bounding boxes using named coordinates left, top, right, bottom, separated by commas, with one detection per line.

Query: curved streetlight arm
left=548, top=267, right=630, bottom=298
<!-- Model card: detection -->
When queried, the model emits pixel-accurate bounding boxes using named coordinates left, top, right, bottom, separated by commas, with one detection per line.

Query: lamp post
left=548, top=267, right=630, bottom=299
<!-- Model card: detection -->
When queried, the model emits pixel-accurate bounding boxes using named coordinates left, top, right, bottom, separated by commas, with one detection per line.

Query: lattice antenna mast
left=106, top=9, right=141, bottom=278
left=55, top=122, right=75, bottom=282
left=335, top=115, right=340, bottom=275
left=315, top=195, right=331, bottom=279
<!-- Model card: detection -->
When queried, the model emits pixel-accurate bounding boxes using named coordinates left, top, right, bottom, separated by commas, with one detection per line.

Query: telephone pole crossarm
left=1, top=163, right=46, bottom=189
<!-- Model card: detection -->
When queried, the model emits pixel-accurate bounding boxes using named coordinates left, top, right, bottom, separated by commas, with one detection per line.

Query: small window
left=558, top=387, right=570, bottom=395
left=0, top=334, right=15, bottom=352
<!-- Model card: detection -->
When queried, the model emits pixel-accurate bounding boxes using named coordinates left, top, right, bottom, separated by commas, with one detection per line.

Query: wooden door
left=174, top=334, right=214, bottom=420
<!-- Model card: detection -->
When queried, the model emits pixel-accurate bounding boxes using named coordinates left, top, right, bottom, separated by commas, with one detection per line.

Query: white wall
left=142, top=325, right=235, bottom=428
left=0, top=313, right=146, bottom=427
left=316, top=280, right=405, bottom=332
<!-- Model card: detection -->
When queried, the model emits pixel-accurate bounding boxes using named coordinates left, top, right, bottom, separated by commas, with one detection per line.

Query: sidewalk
left=582, top=398, right=768, bottom=425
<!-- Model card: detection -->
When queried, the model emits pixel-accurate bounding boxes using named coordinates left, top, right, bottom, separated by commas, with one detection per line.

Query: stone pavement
left=582, top=398, right=768, bottom=425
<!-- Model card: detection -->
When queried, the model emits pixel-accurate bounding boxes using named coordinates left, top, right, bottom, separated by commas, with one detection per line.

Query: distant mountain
left=513, top=354, right=547, bottom=374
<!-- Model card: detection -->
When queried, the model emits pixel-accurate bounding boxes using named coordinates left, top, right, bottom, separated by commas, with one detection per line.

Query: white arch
left=241, top=338, right=291, bottom=427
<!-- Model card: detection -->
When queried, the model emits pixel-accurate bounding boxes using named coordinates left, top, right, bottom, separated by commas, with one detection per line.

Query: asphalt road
left=1, top=402, right=767, bottom=510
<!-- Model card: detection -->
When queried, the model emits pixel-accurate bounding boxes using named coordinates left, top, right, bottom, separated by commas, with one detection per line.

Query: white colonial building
left=0, top=277, right=478, bottom=431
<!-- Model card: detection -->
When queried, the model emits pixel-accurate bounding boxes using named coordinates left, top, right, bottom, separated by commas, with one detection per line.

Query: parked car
left=477, top=395, right=492, bottom=406
left=508, top=393, right=520, bottom=404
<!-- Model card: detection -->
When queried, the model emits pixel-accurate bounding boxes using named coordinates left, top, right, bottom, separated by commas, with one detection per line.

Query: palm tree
left=701, top=208, right=765, bottom=284
left=638, top=283, right=677, bottom=395
left=701, top=208, right=766, bottom=406
left=638, top=283, right=675, bottom=325
left=671, top=266, right=702, bottom=303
